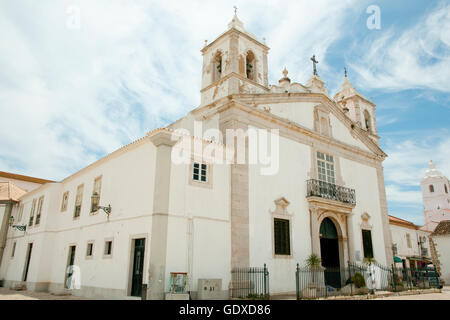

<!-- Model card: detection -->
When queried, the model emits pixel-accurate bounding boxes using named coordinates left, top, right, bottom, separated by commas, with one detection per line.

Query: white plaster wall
left=248, top=132, right=312, bottom=294
left=435, top=236, right=450, bottom=284
left=390, top=224, right=420, bottom=259
left=1, top=140, right=157, bottom=297
left=329, top=113, right=372, bottom=152
left=340, top=158, right=387, bottom=266
left=267, top=102, right=316, bottom=131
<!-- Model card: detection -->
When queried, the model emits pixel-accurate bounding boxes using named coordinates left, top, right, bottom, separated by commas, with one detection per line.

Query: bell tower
left=421, top=160, right=450, bottom=231
left=200, top=13, right=269, bottom=106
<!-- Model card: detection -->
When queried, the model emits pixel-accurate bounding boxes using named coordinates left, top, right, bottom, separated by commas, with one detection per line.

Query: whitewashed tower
left=421, top=160, right=450, bottom=231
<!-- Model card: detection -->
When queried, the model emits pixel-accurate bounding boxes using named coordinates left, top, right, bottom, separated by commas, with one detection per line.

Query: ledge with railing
left=306, top=179, right=356, bottom=205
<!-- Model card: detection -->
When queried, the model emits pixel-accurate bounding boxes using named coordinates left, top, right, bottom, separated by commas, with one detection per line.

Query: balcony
left=306, top=179, right=356, bottom=205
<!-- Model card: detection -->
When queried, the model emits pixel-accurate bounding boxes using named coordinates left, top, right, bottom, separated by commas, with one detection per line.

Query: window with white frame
left=104, top=240, right=113, bottom=256
left=91, top=176, right=102, bottom=213
left=406, top=233, right=412, bottom=248
left=74, top=184, right=84, bottom=218
left=28, top=199, right=36, bottom=227
left=61, top=191, right=69, bottom=212
left=193, top=162, right=208, bottom=183
left=18, top=204, right=24, bottom=222
left=35, top=196, right=44, bottom=225
left=86, top=242, right=94, bottom=258
left=317, top=152, right=335, bottom=184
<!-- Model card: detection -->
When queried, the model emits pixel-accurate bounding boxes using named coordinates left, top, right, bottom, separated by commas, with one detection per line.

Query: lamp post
left=90, top=192, right=112, bottom=219
left=8, top=216, right=26, bottom=232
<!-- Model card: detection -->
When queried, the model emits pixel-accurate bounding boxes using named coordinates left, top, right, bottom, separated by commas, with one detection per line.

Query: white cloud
left=349, top=3, right=450, bottom=92
left=0, top=0, right=361, bottom=180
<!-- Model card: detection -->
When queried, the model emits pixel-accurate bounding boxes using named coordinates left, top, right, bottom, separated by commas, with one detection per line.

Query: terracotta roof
left=0, top=182, right=27, bottom=202
left=0, top=171, right=54, bottom=184
left=431, top=220, right=450, bottom=236
left=389, top=215, right=419, bottom=229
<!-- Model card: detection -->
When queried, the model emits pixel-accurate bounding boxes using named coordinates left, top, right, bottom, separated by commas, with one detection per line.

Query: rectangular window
left=317, top=152, right=335, bottom=184
left=193, top=162, right=207, bottom=182
left=35, top=196, right=44, bottom=225
left=11, top=242, right=16, bottom=258
left=362, top=229, right=374, bottom=259
left=91, top=176, right=102, bottom=213
left=74, top=184, right=84, bottom=218
left=28, top=199, right=36, bottom=227
left=274, top=218, right=290, bottom=255
left=86, top=242, right=94, bottom=257
left=18, top=204, right=24, bottom=222
left=104, top=240, right=112, bottom=256
left=61, top=191, right=69, bottom=212
left=406, top=233, right=412, bottom=248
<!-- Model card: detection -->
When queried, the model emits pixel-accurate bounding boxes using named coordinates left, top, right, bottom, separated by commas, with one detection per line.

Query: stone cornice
left=307, top=196, right=355, bottom=214
left=201, top=28, right=269, bottom=55
left=200, top=72, right=269, bottom=93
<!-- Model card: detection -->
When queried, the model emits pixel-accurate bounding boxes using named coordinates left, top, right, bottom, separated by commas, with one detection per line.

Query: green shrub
left=352, top=272, right=366, bottom=288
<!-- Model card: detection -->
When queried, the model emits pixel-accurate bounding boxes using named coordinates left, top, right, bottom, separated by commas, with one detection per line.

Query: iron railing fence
left=390, top=265, right=442, bottom=291
left=231, top=264, right=269, bottom=299
left=296, top=262, right=442, bottom=299
left=306, top=179, right=356, bottom=205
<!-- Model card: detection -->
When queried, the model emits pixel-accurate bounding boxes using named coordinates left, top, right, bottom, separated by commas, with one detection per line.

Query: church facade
left=0, top=14, right=393, bottom=299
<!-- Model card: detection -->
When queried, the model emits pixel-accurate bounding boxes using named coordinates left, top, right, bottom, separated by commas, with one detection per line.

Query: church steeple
left=200, top=11, right=270, bottom=106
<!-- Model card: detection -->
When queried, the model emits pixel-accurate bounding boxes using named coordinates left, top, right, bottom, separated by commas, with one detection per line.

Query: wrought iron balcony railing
left=306, top=179, right=356, bottom=205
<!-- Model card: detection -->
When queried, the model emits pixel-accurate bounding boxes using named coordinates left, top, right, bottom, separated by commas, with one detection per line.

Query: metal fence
left=295, top=262, right=441, bottom=299
left=231, top=264, right=269, bottom=299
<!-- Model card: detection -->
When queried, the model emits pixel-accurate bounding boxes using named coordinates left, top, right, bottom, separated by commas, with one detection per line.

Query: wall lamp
left=8, top=216, right=26, bottom=232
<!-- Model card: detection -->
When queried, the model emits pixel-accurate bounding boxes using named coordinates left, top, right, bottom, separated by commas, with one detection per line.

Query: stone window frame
left=61, top=191, right=69, bottom=212
left=28, top=198, right=37, bottom=228
left=270, top=197, right=293, bottom=259
left=18, top=204, right=24, bottom=222
left=211, top=50, right=223, bottom=83
left=35, top=196, right=44, bottom=226
left=406, top=233, right=412, bottom=249
left=309, top=147, right=344, bottom=186
left=313, top=104, right=333, bottom=138
left=73, top=184, right=84, bottom=220
left=188, top=158, right=213, bottom=189
left=103, top=238, right=114, bottom=259
left=85, top=241, right=94, bottom=259
left=90, top=175, right=103, bottom=215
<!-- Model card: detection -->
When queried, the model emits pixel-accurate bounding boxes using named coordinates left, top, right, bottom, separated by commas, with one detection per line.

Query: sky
left=0, top=0, right=449, bottom=225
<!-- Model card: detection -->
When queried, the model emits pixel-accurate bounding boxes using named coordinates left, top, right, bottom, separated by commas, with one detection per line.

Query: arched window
left=245, top=51, right=255, bottom=81
left=363, top=110, right=371, bottom=132
left=212, top=51, right=222, bottom=82
left=445, top=184, right=448, bottom=194
left=429, top=184, right=434, bottom=193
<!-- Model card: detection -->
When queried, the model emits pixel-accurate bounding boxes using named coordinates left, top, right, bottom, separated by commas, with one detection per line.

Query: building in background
left=0, top=172, right=53, bottom=267
left=389, top=215, right=432, bottom=269
left=429, top=221, right=450, bottom=285
left=420, top=161, right=450, bottom=232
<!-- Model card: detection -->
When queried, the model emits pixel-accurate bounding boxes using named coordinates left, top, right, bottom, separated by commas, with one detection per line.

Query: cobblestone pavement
left=375, top=287, right=450, bottom=300
left=0, top=287, right=88, bottom=300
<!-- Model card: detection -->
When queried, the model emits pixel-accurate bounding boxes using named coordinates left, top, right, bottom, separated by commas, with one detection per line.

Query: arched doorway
left=320, top=217, right=341, bottom=288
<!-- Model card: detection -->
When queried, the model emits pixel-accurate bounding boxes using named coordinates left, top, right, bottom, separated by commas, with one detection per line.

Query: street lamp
left=90, top=192, right=112, bottom=219
left=8, top=216, right=26, bottom=232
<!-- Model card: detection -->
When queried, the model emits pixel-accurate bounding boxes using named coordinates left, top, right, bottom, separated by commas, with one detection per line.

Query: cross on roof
left=310, top=55, right=319, bottom=76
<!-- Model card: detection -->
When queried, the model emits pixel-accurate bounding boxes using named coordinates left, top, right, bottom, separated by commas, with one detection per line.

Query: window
left=213, top=51, right=222, bottom=82
left=91, top=176, right=102, bottom=213
left=86, top=242, right=94, bottom=258
left=28, top=199, right=36, bottom=227
left=362, top=230, right=373, bottom=259
left=406, top=233, right=412, bottom=248
left=11, top=242, right=16, bottom=258
left=18, top=204, right=24, bottom=222
left=246, top=51, right=255, bottom=80
left=363, top=110, right=371, bottom=132
left=74, top=184, right=84, bottom=218
left=445, top=184, right=448, bottom=194
left=317, top=152, right=335, bottom=184
left=35, top=196, right=44, bottom=225
left=61, top=191, right=69, bottom=212
left=274, top=218, right=290, bottom=255
left=429, top=184, right=434, bottom=193
left=104, top=240, right=113, bottom=256
left=193, top=162, right=208, bottom=182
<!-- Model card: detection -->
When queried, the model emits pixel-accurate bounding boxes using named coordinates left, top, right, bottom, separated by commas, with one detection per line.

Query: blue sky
left=0, top=0, right=449, bottom=225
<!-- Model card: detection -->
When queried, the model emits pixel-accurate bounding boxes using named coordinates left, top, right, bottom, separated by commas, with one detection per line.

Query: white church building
left=0, top=14, right=393, bottom=299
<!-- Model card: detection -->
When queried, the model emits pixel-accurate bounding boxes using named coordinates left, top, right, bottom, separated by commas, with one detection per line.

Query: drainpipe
left=0, top=201, right=14, bottom=267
